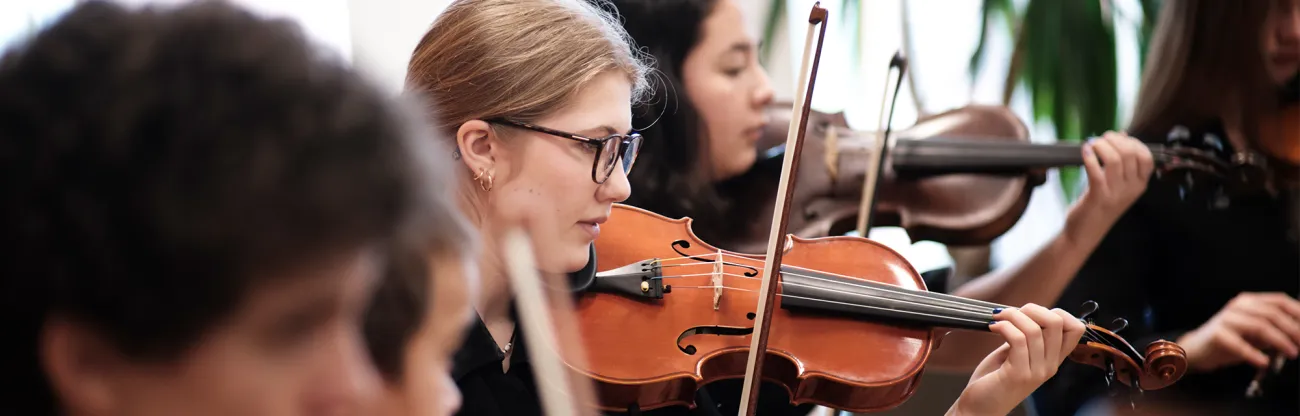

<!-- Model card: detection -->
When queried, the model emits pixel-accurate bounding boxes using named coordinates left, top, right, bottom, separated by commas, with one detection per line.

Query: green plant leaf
left=969, top=0, right=1018, bottom=78
left=760, top=0, right=787, bottom=66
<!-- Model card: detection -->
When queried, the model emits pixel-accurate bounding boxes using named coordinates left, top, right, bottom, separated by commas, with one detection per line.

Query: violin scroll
left=1066, top=303, right=1188, bottom=392
left=1142, top=340, right=1190, bottom=387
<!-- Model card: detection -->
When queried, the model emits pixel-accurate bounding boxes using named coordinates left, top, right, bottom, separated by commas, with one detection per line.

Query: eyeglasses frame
left=487, top=118, right=641, bottom=184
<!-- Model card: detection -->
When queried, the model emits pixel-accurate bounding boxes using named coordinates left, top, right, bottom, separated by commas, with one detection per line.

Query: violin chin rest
left=919, top=266, right=953, bottom=294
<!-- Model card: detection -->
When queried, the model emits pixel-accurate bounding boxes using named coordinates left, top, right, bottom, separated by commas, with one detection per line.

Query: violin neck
left=890, top=137, right=1108, bottom=176
left=779, top=265, right=1001, bottom=332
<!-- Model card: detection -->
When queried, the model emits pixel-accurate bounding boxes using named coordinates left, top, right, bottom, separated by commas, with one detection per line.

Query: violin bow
left=855, top=53, right=908, bottom=236
left=736, top=3, right=829, bottom=415
left=501, top=227, right=599, bottom=415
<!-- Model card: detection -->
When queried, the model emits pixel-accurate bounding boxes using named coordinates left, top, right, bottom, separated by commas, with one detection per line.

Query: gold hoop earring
left=473, top=168, right=494, bottom=192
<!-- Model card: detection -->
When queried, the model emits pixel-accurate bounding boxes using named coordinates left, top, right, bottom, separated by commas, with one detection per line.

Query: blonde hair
left=405, top=0, right=652, bottom=137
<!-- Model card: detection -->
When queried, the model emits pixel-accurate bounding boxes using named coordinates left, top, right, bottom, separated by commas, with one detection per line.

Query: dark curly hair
left=0, top=0, right=468, bottom=412
left=607, top=0, right=764, bottom=244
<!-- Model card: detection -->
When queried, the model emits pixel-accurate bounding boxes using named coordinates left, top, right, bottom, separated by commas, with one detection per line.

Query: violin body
left=1258, top=103, right=1300, bottom=189
left=730, top=104, right=1038, bottom=251
left=567, top=204, right=935, bottom=412
left=867, top=105, right=1042, bottom=245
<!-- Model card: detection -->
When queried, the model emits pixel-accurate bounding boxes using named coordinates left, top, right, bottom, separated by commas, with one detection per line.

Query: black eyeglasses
left=488, top=118, right=642, bottom=184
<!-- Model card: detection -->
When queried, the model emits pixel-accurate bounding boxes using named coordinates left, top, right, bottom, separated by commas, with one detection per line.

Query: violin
left=733, top=104, right=1238, bottom=250
left=745, top=104, right=1040, bottom=248
left=1256, top=100, right=1300, bottom=188
left=560, top=5, right=1187, bottom=413
left=563, top=204, right=1188, bottom=412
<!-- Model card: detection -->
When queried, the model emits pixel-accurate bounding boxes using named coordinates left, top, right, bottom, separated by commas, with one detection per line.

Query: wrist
left=1061, top=201, right=1115, bottom=249
left=1174, top=329, right=1210, bottom=373
left=948, top=391, right=1014, bottom=416
left=946, top=400, right=1002, bottom=416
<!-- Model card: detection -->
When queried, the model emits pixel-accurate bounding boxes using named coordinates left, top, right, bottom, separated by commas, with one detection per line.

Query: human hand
left=1176, top=292, right=1300, bottom=373
left=1077, top=131, right=1154, bottom=218
left=947, top=304, right=1086, bottom=416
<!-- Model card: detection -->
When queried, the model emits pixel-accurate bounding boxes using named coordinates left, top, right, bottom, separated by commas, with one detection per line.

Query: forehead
left=696, top=0, right=753, bottom=50
left=538, top=71, right=633, bottom=133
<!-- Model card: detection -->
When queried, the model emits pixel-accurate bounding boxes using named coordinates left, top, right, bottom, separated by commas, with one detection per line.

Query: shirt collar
left=451, top=244, right=597, bottom=380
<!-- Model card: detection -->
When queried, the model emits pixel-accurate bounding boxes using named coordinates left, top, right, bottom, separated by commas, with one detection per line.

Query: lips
left=577, top=215, right=608, bottom=239
left=744, top=121, right=769, bottom=142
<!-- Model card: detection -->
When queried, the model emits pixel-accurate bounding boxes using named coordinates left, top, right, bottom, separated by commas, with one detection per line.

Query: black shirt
left=1030, top=123, right=1300, bottom=415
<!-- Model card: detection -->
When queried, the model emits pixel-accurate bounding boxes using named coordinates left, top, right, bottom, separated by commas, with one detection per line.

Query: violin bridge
left=712, top=249, right=723, bottom=310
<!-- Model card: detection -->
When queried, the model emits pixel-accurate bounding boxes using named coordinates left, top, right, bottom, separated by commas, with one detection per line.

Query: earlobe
left=41, top=317, right=119, bottom=415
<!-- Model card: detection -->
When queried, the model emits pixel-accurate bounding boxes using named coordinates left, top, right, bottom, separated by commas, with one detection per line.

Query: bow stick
left=736, top=3, right=830, bottom=415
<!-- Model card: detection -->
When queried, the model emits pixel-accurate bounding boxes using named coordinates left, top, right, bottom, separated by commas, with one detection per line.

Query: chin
left=724, top=151, right=757, bottom=180
left=539, top=243, right=591, bottom=274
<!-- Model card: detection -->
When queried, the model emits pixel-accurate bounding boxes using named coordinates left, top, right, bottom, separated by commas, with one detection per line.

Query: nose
left=597, top=160, right=632, bottom=203
left=1282, top=4, right=1300, bottom=43
left=306, top=328, right=382, bottom=415
left=752, top=65, right=775, bottom=108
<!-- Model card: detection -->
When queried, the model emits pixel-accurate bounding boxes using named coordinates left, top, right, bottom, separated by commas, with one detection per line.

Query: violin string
left=660, top=270, right=995, bottom=315
left=653, top=258, right=1001, bottom=314
left=669, top=284, right=1108, bottom=345
left=669, top=285, right=995, bottom=328
left=664, top=273, right=997, bottom=323
left=655, top=257, right=1120, bottom=333
left=664, top=276, right=1120, bottom=356
left=650, top=255, right=1136, bottom=361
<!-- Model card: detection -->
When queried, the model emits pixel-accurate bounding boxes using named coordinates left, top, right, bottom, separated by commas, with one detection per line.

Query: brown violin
left=745, top=104, right=1040, bottom=249
left=559, top=203, right=1188, bottom=412
left=1257, top=101, right=1300, bottom=188
left=734, top=101, right=1239, bottom=250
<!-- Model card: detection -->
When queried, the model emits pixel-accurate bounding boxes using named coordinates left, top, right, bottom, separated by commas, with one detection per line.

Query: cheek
left=496, top=156, right=577, bottom=225
left=689, top=74, right=740, bottom=140
left=686, top=73, right=753, bottom=171
left=493, top=149, right=593, bottom=271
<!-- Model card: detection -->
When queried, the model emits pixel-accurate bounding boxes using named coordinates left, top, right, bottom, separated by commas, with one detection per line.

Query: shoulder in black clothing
left=1030, top=122, right=1300, bottom=415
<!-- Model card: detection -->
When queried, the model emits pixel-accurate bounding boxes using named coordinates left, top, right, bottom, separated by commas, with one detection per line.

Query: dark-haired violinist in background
left=1032, top=1, right=1300, bottom=415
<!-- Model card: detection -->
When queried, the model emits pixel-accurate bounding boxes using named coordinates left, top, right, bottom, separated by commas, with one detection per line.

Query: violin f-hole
left=675, top=325, right=754, bottom=355
left=671, top=240, right=760, bottom=277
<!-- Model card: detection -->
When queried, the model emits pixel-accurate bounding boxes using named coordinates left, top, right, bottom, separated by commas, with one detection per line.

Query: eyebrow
left=576, top=125, right=630, bottom=137
left=728, top=41, right=756, bottom=54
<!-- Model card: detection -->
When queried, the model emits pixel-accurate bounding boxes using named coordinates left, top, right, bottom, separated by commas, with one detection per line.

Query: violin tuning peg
left=1078, top=301, right=1099, bottom=322
left=1110, top=317, right=1129, bottom=333
left=1202, top=132, right=1225, bottom=152
left=1166, top=125, right=1191, bottom=144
